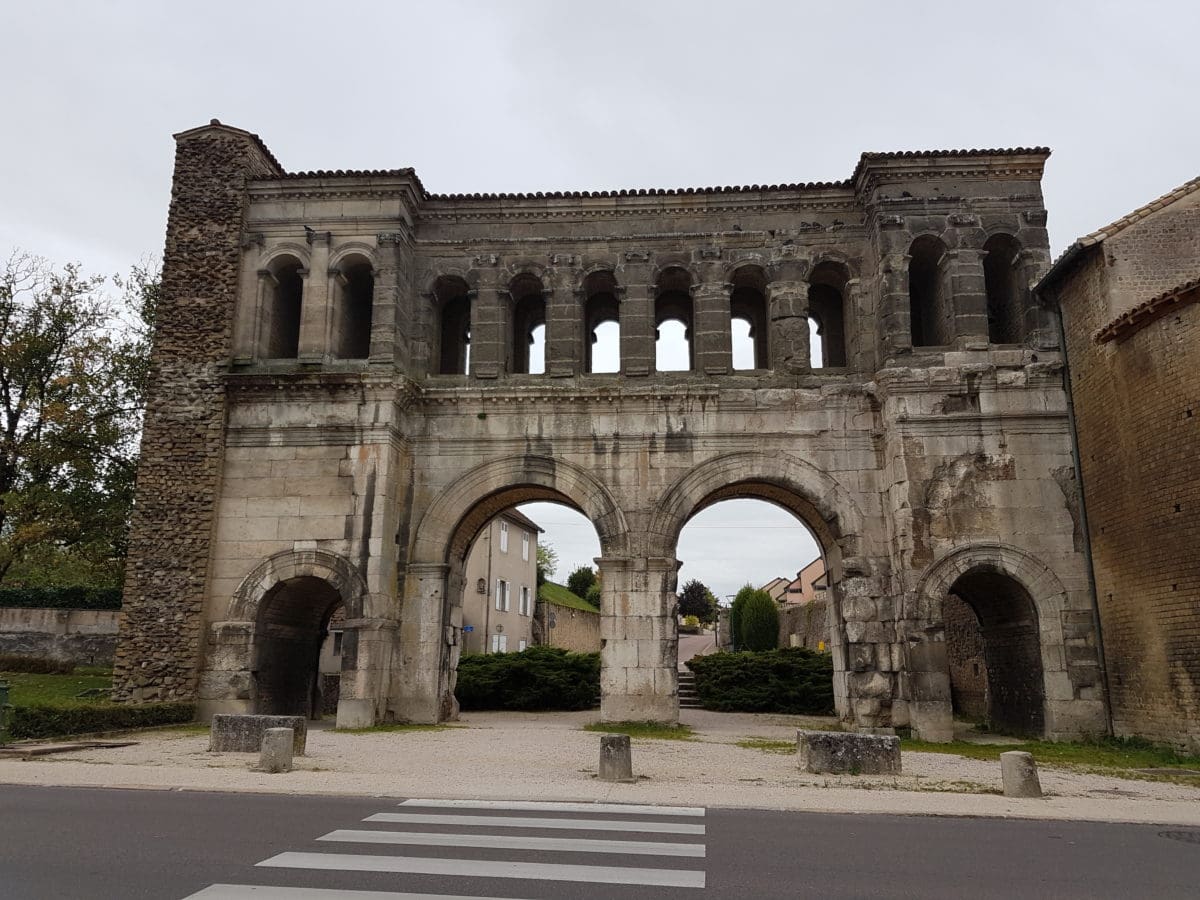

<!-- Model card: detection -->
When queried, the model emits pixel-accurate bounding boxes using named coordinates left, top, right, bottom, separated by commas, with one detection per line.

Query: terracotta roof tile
left=1095, top=275, right=1200, bottom=343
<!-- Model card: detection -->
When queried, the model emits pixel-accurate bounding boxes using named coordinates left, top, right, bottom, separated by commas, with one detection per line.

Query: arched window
left=583, top=270, right=620, bottom=374
left=983, top=234, right=1024, bottom=344
left=433, top=275, right=471, bottom=375
left=510, top=273, right=546, bottom=375
left=807, top=262, right=849, bottom=368
left=730, top=266, right=768, bottom=370
left=262, top=256, right=304, bottom=359
left=908, top=235, right=951, bottom=347
left=331, top=257, right=373, bottom=359
left=655, top=267, right=693, bottom=372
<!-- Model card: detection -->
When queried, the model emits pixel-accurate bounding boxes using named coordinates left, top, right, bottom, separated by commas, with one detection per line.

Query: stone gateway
left=112, top=121, right=1108, bottom=741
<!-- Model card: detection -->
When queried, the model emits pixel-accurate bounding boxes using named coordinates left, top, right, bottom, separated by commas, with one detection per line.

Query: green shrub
left=739, top=589, right=779, bottom=651
left=455, top=646, right=599, bottom=711
left=566, top=566, right=597, bottom=600
left=0, top=654, right=75, bottom=674
left=685, top=648, right=834, bottom=715
left=0, top=587, right=122, bottom=611
left=9, top=702, right=195, bottom=740
left=729, top=584, right=755, bottom=649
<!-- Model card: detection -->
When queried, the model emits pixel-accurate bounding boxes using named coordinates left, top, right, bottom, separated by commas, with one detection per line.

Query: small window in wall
left=521, top=531, right=530, bottom=561
left=518, top=639, right=528, bottom=652
left=908, top=236, right=951, bottom=347
left=730, top=265, right=769, bottom=370
left=263, top=257, right=304, bottom=359
left=519, top=585, right=531, bottom=616
left=983, top=234, right=1024, bottom=344
left=332, top=631, right=344, bottom=656
left=499, top=521, right=509, bottom=553
left=433, top=275, right=471, bottom=375
left=491, top=633, right=508, bottom=653
left=655, top=266, right=694, bottom=372
left=808, top=261, right=849, bottom=368
left=511, top=273, right=547, bottom=375
left=332, top=258, right=374, bottom=359
left=583, top=270, right=621, bottom=373
left=496, top=579, right=510, bottom=612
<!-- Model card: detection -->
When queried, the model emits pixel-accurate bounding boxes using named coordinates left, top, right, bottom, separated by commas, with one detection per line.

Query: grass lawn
left=901, top=735, right=1200, bottom=784
left=583, top=721, right=695, bottom=741
left=1, top=670, right=113, bottom=707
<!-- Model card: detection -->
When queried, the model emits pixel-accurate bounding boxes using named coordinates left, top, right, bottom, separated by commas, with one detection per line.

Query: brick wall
left=112, top=125, right=280, bottom=702
left=1055, top=214, right=1200, bottom=750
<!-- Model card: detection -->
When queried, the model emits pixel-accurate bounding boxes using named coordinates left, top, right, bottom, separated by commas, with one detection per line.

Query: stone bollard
left=259, top=727, right=294, bottom=774
left=1000, top=750, right=1042, bottom=798
left=599, top=734, right=635, bottom=783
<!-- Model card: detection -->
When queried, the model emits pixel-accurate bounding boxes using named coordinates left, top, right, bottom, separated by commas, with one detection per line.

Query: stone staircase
left=678, top=671, right=702, bottom=709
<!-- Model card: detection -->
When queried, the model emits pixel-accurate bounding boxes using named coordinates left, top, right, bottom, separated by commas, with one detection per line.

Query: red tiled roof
left=1095, top=276, right=1200, bottom=343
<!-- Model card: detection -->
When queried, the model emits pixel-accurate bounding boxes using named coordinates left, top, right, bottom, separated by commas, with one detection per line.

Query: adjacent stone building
left=1037, top=177, right=1200, bottom=750
left=112, top=121, right=1109, bottom=741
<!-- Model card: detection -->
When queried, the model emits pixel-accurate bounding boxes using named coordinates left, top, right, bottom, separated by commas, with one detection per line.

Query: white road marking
left=363, top=812, right=704, bottom=834
left=183, top=887, right=530, bottom=900
left=257, top=851, right=706, bottom=888
left=318, top=828, right=706, bottom=857
left=397, top=798, right=705, bottom=817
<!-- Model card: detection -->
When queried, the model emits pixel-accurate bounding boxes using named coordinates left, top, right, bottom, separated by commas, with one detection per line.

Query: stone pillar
left=619, top=282, right=654, bottom=377
left=231, top=240, right=264, bottom=364
left=196, top=621, right=255, bottom=720
left=598, top=555, right=679, bottom=724
left=766, top=278, right=810, bottom=373
left=692, top=281, right=732, bottom=375
left=394, top=563, right=452, bottom=723
left=335, top=616, right=397, bottom=729
left=298, top=231, right=331, bottom=362
left=948, top=248, right=989, bottom=348
left=879, top=251, right=913, bottom=358
left=546, top=262, right=581, bottom=377
left=1018, top=248, right=1057, bottom=349
left=371, top=233, right=402, bottom=367
left=904, top=634, right=954, bottom=742
left=112, top=122, right=282, bottom=705
left=471, top=274, right=508, bottom=380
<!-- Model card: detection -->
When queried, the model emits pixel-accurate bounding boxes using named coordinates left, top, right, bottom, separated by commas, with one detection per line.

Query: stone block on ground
left=1000, top=750, right=1043, bottom=797
left=209, top=714, right=307, bottom=755
left=599, top=733, right=635, bottom=783
left=259, top=727, right=294, bottom=774
left=797, top=730, right=901, bottom=775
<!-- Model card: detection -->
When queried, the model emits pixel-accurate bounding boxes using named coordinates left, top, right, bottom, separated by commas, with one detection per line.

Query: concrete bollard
left=1000, top=750, right=1042, bottom=798
left=259, top=727, right=294, bottom=774
left=599, top=734, right=635, bottom=783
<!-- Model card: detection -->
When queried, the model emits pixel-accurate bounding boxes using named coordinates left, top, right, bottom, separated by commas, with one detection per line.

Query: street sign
left=462, top=625, right=474, bottom=632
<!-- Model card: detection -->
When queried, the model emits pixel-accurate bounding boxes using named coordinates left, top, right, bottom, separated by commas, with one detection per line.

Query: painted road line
left=363, top=812, right=704, bottom=835
left=397, top=799, right=705, bottom=817
left=318, top=828, right=706, bottom=857
left=257, top=851, right=706, bottom=888
left=184, top=886, right=531, bottom=900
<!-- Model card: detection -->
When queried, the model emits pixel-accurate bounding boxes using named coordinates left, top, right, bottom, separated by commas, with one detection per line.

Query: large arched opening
left=252, top=575, right=344, bottom=718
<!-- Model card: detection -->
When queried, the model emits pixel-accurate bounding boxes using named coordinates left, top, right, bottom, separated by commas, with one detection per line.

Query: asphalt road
left=1, top=785, right=1198, bottom=899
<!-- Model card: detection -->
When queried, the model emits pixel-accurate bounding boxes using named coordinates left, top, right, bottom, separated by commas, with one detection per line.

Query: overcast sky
left=2, top=1, right=1194, bottom=597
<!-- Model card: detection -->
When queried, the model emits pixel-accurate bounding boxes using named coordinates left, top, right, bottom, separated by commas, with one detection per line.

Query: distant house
left=759, top=576, right=790, bottom=603
left=535, top=582, right=601, bottom=653
left=783, top=558, right=827, bottom=605
left=460, top=508, right=543, bottom=654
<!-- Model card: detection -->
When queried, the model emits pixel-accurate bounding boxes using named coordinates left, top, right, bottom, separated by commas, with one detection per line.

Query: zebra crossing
left=184, top=798, right=707, bottom=898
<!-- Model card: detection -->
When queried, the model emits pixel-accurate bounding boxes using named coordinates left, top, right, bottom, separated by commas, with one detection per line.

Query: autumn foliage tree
left=0, top=252, right=157, bottom=587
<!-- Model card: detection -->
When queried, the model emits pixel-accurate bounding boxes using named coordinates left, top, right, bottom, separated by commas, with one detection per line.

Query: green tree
left=677, top=578, right=715, bottom=623
left=739, top=589, right=780, bottom=651
left=584, top=571, right=602, bottom=610
left=535, top=541, right=558, bottom=587
left=730, top=584, right=756, bottom=649
left=566, top=565, right=596, bottom=600
left=0, top=252, right=157, bottom=587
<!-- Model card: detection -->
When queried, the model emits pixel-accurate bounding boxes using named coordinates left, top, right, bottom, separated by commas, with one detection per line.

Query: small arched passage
left=729, top=265, right=769, bottom=370
left=908, top=235, right=951, bottom=347
left=583, top=270, right=620, bottom=374
left=655, top=266, right=694, bottom=372
left=808, top=261, right=849, bottom=368
left=432, top=275, right=472, bottom=375
left=983, top=233, right=1024, bottom=344
left=262, top=255, right=304, bottom=359
left=331, top=255, right=374, bottom=359
left=510, top=273, right=547, bottom=375
left=253, top=576, right=343, bottom=717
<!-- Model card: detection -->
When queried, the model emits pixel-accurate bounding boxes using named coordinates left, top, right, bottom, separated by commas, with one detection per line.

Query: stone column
left=766, top=275, right=810, bottom=373
left=546, top=261, right=580, bottom=377
left=879, top=251, right=912, bottom=358
left=903, top=634, right=954, bottom=742
left=471, top=272, right=508, bottom=380
left=394, top=562, right=452, bottom=723
left=231, top=237, right=264, bottom=364
left=242, top=269, right=274, bottom=362
left=692, top=281, right=732, bottom=375
left=619, top=283, right=654, bottom=376
left=598, top=555, right=679, bottom=724
left=335, top=615, right=397, bottom=728
left=298, top=231, right=331, bottom=362
left=371, top=233, right=402, bottom=367
left=948, top=248, right=989, bottom=348
left=1018, top=248, right=1057, bottom=349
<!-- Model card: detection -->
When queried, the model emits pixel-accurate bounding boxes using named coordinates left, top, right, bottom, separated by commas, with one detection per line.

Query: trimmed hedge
left=455, top=646, right=600, bottom=711
left=685, top=648, right=834, bottom=715
left=0, top=587, right=122, bottom=611
left=0, top=654, right=75, bottom=674
left=9, top=702, right=195, bottom=740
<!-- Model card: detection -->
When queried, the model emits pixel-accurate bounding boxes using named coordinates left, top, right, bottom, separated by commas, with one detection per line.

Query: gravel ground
left=2, top=709, right=1198, bottom=825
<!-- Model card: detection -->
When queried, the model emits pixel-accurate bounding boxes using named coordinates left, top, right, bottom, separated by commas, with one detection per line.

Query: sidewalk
left=2, top=709, right=1198, bottom=826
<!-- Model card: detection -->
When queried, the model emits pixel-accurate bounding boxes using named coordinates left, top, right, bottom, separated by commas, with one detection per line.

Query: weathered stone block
left=210, top=714, right=307, bottom=755
left=599, top=733, right=635, bottom=783
left=259, top=727, right=294, bottom=773
left=1000, top=750, right=1042, bottom=797
left=797, top=730, right=901, bottom=775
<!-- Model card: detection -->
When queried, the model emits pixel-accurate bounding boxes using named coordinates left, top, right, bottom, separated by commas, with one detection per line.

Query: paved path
left=3, top=786, right=1199, bottom=899
left=677, top=632, right=715, bottom=670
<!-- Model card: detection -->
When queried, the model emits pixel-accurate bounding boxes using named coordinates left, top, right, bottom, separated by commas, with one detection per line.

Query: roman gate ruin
left=111, top=121, right=1109, bottom=741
